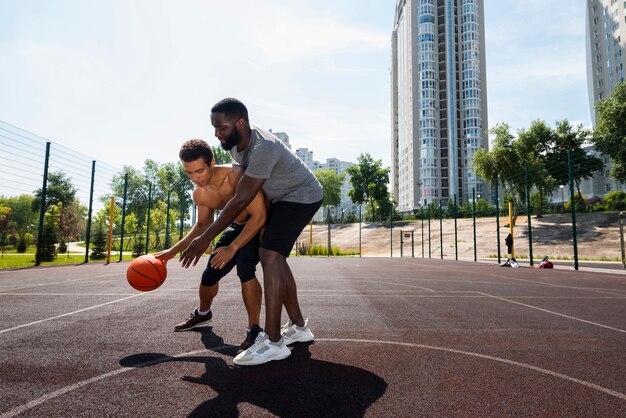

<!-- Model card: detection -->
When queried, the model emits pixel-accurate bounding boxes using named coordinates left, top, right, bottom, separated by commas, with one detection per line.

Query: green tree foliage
left=0, top=206, right=16, bottom=255
left=473, top=124, right=525, bottom=219
left=516, top=120, right=557, bottom=218
left=594, top=81, right=626, bottom=181
left=32, top=171, right=78, bottom=212
left=548, top=120, right=603, bottom=198
left=109, top=166, right=151, bottom=231
left=0, top=194, right=36, bottom=237
left=603, top=190, right=626, bottom=211
left=314, top=169, right=345, bottom=208
left=346, top=153, right=390, bottom=222
left=212, top=146, right=233, bottom=164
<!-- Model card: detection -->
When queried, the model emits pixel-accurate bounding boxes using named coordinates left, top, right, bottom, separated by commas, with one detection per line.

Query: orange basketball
left=126, top=254, right=167, bottom=291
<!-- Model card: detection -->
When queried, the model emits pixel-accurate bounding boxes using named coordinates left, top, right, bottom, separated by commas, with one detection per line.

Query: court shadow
left=184, top=342, right=388, bottom=418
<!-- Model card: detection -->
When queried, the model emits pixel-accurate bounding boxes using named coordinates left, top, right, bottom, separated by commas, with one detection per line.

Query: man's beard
left=221, top=128, right=241, bottom=151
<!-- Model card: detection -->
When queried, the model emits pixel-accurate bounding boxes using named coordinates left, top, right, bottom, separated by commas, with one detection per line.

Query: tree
left=314, top=169, right=345, bottom=208
left=346, top=154, right=390, bottom=222
left=0, top=206, right=16, bottom=256
left=473, top=123, right=525, bottom=222
left=32, top=171, right=78, bottom=212
left=594, top=81, right=626, bottom=181
left=109, top=166, right=151, bottom=231
left=0, top=195, right=36, bottom=237
left=58, top=202, right=85, bottom=256
left=212, top=146, right=232, bottom=164
left=516, top=120, right=557, bottom=218
left=548, top=120, right=603, bottom=198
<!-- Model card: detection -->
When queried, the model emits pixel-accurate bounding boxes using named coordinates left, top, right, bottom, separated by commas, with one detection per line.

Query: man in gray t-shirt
left=180, top=98, right=323, bottom=366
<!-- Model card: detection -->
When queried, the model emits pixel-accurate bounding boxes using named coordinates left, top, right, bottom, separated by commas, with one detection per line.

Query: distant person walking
left=180, top=98, right=323, bottom=366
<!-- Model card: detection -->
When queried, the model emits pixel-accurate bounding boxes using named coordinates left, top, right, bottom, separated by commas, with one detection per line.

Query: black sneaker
left=174, top=307, right=212, bottom=332
left=240, top=324, right=263, bottom=350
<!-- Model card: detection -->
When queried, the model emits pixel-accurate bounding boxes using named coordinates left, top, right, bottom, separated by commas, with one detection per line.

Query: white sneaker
left=233, top=332, right=291, bottom=366
left=281, top=318, right=314, bottom=345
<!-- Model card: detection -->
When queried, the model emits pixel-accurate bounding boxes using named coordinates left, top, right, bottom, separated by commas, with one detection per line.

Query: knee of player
left=259, top=248, right=283, bottom=265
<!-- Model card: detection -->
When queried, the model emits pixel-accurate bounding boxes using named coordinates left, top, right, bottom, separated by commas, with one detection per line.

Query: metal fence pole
left=35, top=142, right=51, bottom=266
left=454, top=195, right=458, bottom=260
left=525, top=167, right=534, bottom=266
left=119, top=173, right=128, bottom=262
left=495, top=178, right=501, bottom=264
left=165, top=189, right=171, bottom=249
left=439, top=201, right=443, bottom=259
left=84, top=160, right=96, bottom=263
left=421, top=206, right=424, bottom=258
left=390, top=208, right=393, bottom=258
left=327, top=205, right=331, bottom=257
left=568, top=151, right=579, bottom=270
left=359, top=205, right=363, bottom=257
left=428, top=205, right=432, bottom=258
left=619, top=212, right=626, bottom=268
left=472, top=188, right=477, bottom=262
left=145, top=183, right=152, bottom=255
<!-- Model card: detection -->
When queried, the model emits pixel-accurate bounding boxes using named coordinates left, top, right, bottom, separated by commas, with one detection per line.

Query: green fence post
left=84, top=160, right=96, bottom=264
left=439, top=201, right=443, bottom=259
left=454, top=194, right=458, bottom=260
left=35, top=142, right=51, bottom=266
left=145, top=183, right=152, bottom=255
left=525, top=167, right=534, bottom=266
left=472, top=188, right=477, bottom=262
left=495, top=178, right=501, bottom=264
left=119, top=173, right=128, bottom=262
left=568, top=151, right=579, bottom=270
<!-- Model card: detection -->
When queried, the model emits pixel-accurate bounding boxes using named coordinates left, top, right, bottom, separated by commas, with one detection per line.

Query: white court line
left=0, top=274, right=122, bottom=293
left=0, top=294, right=143, bottom=335
left=478, top=292, right=626, bottom=334
left=2, top=339, right=625, bottom=418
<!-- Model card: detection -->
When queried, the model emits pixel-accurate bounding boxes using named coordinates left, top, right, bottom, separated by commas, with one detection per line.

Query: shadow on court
left=120, top=329, right=387, bottom=418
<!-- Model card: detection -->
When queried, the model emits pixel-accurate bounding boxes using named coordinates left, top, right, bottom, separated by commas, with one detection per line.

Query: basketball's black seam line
left=129, top=267, right=159, bottom=285
left=146, top=259, right=165, bottom=283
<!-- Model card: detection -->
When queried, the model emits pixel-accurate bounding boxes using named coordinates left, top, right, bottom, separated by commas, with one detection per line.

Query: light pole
left=560, top=185, right=565, bottom=213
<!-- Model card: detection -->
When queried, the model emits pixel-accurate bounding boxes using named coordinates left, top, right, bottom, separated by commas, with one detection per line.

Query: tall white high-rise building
left=391, top=0, right=489, bottom=212
left=586, top=0, right=626, bottom=125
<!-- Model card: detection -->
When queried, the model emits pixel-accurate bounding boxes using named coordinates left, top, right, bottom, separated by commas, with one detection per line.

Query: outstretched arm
left=179, top=174, right=265, bottom=268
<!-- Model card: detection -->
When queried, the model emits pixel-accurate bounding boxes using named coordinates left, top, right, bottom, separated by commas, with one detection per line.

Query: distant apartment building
left=269, top=129, right=291, bottom=149
left=391, top=0, right=489, bottom=213
left=586, top=0, right=626, bottom=125
left=295, top=148, right=356, bottom=221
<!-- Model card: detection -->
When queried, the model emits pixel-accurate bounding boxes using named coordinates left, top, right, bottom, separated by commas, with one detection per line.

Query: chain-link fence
left=2, top=121, right=624, bottom=270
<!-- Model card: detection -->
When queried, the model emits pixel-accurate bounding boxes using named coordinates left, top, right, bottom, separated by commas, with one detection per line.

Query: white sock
left=198, top=309, right=210, bottom=316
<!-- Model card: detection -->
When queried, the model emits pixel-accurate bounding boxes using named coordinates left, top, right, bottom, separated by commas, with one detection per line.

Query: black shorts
left=261, top=200, right=322, bottom=257
left=201, top=223, right=260, bottom=287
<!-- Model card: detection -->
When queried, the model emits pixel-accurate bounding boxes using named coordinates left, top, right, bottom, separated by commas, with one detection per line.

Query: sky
left=0, top=0, right=590, bottom=172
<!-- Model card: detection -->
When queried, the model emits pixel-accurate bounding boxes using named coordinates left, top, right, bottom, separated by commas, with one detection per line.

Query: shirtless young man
left=156, top=139, right=266, bottom=350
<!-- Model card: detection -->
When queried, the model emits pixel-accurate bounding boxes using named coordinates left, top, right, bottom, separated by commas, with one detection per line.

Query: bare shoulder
left=192, top=186, right=220, bottom=209
left=227, top=165, right=245, bottom=187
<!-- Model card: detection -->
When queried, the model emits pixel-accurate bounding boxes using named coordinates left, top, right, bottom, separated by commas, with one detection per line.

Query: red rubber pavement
left=1, top=258, right=625, bottom=417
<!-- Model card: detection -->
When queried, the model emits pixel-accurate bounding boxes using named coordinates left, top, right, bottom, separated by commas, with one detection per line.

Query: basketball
left=126, top=254, right=167, bottom=291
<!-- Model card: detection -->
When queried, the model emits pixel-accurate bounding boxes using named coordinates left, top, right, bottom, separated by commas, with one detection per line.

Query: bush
left=16, top=236, right=27, bottom=253
left=132, top=242, right=145, bottom=258
left=58, top=240, right=67, bottom=254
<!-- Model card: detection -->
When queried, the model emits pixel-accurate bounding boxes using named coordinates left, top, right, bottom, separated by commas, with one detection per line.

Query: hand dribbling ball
left=126, top=254, right=167, bottom=291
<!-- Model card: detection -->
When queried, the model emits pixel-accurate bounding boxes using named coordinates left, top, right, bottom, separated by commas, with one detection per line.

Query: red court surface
left=1, top=258, right=625, bottom=417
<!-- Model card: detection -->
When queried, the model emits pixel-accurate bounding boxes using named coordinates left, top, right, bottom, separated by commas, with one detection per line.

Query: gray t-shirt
left=231, top=126, right=323, bottom=204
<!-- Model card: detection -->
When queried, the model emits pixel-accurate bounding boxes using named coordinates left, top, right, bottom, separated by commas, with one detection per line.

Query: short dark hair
left=211, top=98, right=249, bottom=123
left=179, top=139, right=214, bottom=165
